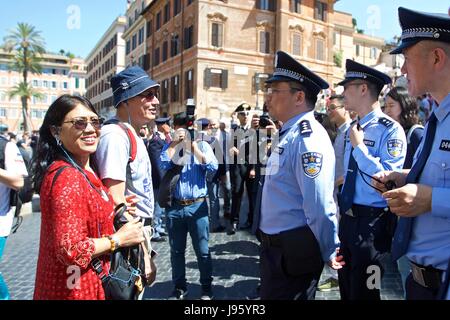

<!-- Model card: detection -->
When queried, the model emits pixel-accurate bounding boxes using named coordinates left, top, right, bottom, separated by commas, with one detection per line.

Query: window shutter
left=221, top=69, right=228, bottom=89
left=204, top=68, right=211, bottom=88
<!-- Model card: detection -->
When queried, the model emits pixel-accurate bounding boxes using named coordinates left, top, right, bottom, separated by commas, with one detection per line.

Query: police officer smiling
left=338, top=59, right=407, bottom=300
left=256, top=51, right=343, bottom=300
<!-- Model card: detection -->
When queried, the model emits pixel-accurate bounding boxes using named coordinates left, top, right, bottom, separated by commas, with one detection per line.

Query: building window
left=259, top=31, right=270, bottom=54
left=32, top=79, right=38, bottom=87
left=161, top=79, right=169, bottom=104
left=356, top=44, right=360, bottom=57
left=147, top=20, right=153, bottom=38
left=314, top=1, right=327, bottom=22
left=257, top=0, right=276, bottom=11
left=370, top=47, right=377, bottom=59
left=171, top=75, right=180, bottom=102
left=204, top=68, right=228, bottom=89
left=52, top=81, right=57, bottom=89
left=211, top=23, right=223, bottom=47
left=174, top=0, right=181, bottom=16
left=154, top=47, right=160, bottom=66
left=292, top=33, right=302, bottom=56
left=185, top=69, right=194, bottom=99
left=162, top=41, right=168, bottom=62
left=138, top=27, right=144, bottom=45
left=0, top=108, right=6, bottom=118
left=187, top=0, right=193, bottom=6
left=171, top=34, right=180, bottom=57
left=184, top=25, right=194, bottom=49
left=315, top=38, right=325, bottom=61
left=63, top=82, right=68, bottom=89
left=164, top=3, right=170, bottom=24
left=156, top=11, right=161, bottom=30
left=132, top=34, right=137, bottom=50
left=290, top=0, right=301, bottom=13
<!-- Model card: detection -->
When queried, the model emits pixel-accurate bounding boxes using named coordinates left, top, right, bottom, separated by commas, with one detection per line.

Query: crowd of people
left=0, top=6, right=449, bottom=301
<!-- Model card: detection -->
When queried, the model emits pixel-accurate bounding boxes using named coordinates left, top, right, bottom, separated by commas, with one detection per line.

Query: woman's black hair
left=386, top=86, right=420, bottom=130
left=31, top=94, right=99, bottom=193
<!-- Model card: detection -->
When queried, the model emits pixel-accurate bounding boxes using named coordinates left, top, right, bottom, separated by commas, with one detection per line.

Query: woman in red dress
left=32, top=95, right=145, bottom=300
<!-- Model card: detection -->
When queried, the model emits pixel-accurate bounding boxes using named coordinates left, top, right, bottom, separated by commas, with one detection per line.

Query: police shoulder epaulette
left=299, top=120, right=313, bottom=135
left=378, top=117, right=393, bottom=127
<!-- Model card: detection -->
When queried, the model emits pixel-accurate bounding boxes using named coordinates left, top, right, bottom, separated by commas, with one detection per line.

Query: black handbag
left=91, top=203, right=144, bottom=300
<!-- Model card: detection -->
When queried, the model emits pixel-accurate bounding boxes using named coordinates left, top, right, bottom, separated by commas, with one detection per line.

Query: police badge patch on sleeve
left=387, top=139, right=404, bottom=157
left=302, top=152, right=323, bottom=178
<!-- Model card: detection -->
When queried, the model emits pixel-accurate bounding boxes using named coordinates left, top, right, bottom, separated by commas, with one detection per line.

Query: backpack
left=0, top=136, right=34, bottom=233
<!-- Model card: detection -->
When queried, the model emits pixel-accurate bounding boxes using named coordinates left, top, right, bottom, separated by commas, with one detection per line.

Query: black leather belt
left=258, top=230, right=282, bottom=247
left=410, top=261, right=443, bottom=290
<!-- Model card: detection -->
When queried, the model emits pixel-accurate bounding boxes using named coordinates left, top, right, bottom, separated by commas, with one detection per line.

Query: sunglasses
left=63, top=117, right=104, bottom=130
left=138, top=90, right=158, bottom=99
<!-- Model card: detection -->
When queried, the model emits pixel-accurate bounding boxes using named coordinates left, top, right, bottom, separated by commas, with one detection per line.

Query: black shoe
left=168, top=288, right=188, bottom=300
left=239, top=222, right=252, bottom=230
left=151, top=236, right=166, bottom=242
left=200, top=289, right=214, bottom=300
left=211, top=226, right=226, bottom=233
left=226, top=221, right=236, bottom=235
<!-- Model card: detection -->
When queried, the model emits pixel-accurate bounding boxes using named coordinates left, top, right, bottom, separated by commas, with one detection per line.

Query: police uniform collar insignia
left=299, top=120, right=312, bottom=136
left=378, top=117, right=393, bottom=127
left=391, top=7, right=450, bottom=54
left=302, top=152, right=323, bottom=178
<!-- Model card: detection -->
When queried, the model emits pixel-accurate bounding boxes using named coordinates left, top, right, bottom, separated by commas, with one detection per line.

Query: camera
left=259, top=113, right=271, bottom=128
left=186, top=99, right=196, bottom=140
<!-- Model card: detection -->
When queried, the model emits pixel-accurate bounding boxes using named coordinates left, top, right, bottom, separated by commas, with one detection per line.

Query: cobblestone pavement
left=0, top=211, right=404, bottom=300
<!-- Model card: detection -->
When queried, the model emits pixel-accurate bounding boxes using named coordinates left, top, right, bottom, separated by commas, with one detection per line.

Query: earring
left=55, top=135, right=62, bottom=146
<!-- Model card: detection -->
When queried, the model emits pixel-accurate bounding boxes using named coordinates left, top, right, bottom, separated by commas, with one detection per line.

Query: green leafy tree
left=3, top=22, right=46, bottom=132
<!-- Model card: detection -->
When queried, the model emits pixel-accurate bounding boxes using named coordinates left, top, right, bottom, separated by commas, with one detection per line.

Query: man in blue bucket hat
left=95, top=66, right=160, bottom=288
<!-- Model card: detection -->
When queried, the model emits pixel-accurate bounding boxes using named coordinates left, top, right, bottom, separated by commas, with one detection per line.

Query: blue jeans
left=153, top=199, right=166, bottom=237
left=207, top=180, right=221, bottom=229
left=0, top=237, right=9, bottom=300
left=167, top=200, right=212, bottom=290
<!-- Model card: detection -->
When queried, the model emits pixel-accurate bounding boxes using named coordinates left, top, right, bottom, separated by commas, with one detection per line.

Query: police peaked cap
left=234, top=102, right=251, bottom=113
left=391, top=7, right=450, bottom=54
left=155, top=117, right=171, bottom=125
left=266, top=51, right=329, bottom=96
left=337, top=59, right=392, bottom=87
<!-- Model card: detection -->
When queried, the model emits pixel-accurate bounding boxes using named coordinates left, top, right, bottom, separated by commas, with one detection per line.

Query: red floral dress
left=33, top=160, right=115, bottom=300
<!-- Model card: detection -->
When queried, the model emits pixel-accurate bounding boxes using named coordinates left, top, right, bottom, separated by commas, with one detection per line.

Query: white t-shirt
left=95, top=120, right=154, bottom=218
left=0, top=141, right=28, bottom=236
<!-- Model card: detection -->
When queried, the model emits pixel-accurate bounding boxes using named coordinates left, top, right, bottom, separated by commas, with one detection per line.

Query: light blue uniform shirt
left=260, top=111, right=339, bottom=262
left=343, top=108, right=406, bottom=207
left=407, top=94, right=450, bottom=274
left=160, top=141, right=218, bottom=200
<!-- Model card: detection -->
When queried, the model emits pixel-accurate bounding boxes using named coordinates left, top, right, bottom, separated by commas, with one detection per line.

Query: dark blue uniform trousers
left=338, top=209, right=395, bottom=300
left=260, top=244, right=323, bottom=300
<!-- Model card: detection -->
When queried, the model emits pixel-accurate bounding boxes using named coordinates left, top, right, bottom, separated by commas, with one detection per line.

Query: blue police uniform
left=389, top=7, right=450, bottom=300
left=337, top=59, right=406, bottom=300
left=257, top=51, right=339, bottom=300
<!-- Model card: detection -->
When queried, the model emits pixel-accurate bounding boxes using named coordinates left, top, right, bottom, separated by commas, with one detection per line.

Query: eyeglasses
left=327, top=104, right=344, bottom=111
left=265, top=87, right=301, bottom=95
left=63, top=117, right=104, bottom=130
left=138, top=90, right=158, bottom=100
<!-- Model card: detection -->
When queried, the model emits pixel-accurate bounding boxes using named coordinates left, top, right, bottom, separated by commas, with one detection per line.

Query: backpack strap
left=0, top=136, right=8, bottom=169
left=103, top=120, right=139, bottom=195
left=406, top=124, right=424, bottom=145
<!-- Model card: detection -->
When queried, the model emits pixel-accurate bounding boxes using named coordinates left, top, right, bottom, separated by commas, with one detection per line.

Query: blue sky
left=0, top=1, right=448, bottom=59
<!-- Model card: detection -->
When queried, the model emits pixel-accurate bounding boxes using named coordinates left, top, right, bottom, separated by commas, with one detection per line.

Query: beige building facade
left=85, top=16, right=127, bottom=119
left=0, top=50, right=86, bottom=132
left=123, top=0, right=153, bottom=68
left=140, top=0, right=386, bottom=119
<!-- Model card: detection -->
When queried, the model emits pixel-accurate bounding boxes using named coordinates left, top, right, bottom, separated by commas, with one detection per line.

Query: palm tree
left=8, top=82, right=44, bottom=130
left=3, top=23, right=45, bottom=132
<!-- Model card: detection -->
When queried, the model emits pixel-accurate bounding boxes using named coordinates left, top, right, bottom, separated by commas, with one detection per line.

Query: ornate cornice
left=207, top=12, right=228, bottom=22
left=289, top=24, right=305, bottom=33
